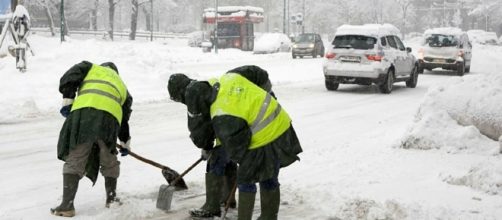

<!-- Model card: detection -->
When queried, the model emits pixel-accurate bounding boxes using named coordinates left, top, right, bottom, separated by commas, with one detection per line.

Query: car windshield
left=424, top=34, right=458, bottom=47
left=332, top=35, right=376, bottom=50
left=295, top=34, right=315, bottom=43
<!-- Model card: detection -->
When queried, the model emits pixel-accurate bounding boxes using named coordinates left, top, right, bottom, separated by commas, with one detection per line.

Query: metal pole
left=287, top=0, right=290, bottom=35
left=150, top=0, right=153, bottom=41
left=214, top=0, right=218, bottom=54
left=60, top=0, right=65, bottom=42
left=283, top=0, right=286, bottom=33
left=485, top=14, right=488, bottom=31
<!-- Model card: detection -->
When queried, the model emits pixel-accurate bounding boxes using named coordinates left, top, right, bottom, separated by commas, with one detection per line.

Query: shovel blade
left=156, top=184, right=176, bottom=211
left=162, top=168, right=188, bottom=190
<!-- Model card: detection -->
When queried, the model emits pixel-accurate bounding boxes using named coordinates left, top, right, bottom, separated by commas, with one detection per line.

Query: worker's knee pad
left=259, top=177, right=280, bottom=191
left=238, top=183, right=257, bottom=193
left=206, top=148, right=230, bottom=176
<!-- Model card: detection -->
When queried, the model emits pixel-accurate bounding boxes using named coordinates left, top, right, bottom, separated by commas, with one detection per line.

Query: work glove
left=201, top=149, right=210, bottom=161
left=119, top=139, right=131, bottom=157
left=60, top=98, right=73, bottom=118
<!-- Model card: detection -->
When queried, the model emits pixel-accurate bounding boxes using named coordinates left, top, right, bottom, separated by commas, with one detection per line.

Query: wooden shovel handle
left=116, top=144, right=172, bottom=171
left=170, top=157, right=204, bottom=186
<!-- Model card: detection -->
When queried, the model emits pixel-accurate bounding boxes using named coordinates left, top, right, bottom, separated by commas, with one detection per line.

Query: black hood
left=101, top=62, right=119, bottom=74
left=167, top=73, right=193, bottom=104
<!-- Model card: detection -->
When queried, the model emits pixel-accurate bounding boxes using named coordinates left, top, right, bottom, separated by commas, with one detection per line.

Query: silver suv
left=418, top=28, right=472, bottom=76
left=323, top=24, right=418, bottom=94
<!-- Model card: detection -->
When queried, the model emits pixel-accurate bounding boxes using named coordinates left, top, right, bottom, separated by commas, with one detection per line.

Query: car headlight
left=293, top=44, right=298, bottom=48
left=309, top=43, right=315, bottom=48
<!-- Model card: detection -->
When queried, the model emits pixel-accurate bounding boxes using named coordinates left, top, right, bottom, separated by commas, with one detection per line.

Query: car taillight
left=366, top=54, right=383, bottom=61
left=234, top=40, right=240, bottom=48
left=325, top=52, right=336, bottom=59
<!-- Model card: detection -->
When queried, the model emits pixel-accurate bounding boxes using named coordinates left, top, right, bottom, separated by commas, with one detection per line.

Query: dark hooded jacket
left=57, top=60, right=133, bottom=184
left=177, top=66, right=302, bottom=183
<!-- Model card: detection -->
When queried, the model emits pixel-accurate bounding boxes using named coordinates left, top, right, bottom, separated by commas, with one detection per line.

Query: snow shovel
left=116, top=144, right=188, bottom=190
left=156, top=157, right=204, bottom=211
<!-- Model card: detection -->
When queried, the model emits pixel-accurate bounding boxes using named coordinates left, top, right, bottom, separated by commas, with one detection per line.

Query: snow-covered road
left=0, top=36, right=501, bottom=219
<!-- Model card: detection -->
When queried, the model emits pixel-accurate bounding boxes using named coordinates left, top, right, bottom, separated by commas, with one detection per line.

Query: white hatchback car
left=323, top=24, right=418, bottom=93
left=418, top=27, right=472, bottom=76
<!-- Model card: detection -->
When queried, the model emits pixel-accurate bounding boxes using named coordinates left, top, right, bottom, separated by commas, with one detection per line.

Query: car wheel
left=325, top=80, right=339, bottom=91
left=457, top=62, right=465, bottom=76
left=465, top=66, right=470, bottom=73
left=379, top=69, right=394, bottom=94
left=406, top=65, right=418, bottom=88
left=292, top=54, right=297, bottom=59
left=299, top=55, right=303, bottom=58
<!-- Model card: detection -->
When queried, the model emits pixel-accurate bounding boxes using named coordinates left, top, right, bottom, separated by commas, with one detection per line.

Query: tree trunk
left=129, top=0, right=138, bottom=40
left=42, top=0, right=55, bottom=36
left=91, top=0, right=99, bottom=31
left=108, top=0, right=115, bottom=40
left=142, top=4, right=151, bottom=32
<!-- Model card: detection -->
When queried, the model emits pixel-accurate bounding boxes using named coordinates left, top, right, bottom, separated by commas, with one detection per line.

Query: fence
left=31, top=27, right=187, bottom=40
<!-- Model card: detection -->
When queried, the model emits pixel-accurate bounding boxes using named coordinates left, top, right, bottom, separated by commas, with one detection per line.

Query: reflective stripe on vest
left=71, top=64, right=127, bottom=124
left=210, top=73, right=291, bottom=149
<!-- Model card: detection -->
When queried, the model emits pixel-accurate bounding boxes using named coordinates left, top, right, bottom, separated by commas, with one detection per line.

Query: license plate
left=341, top=56, right=361, bottom=62
left=433, top=59, right=446, bottom=63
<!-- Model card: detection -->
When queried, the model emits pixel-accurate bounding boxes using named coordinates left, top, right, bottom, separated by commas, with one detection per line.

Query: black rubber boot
left=189, top=173, right=223, bottom=218
left=221, top=162, right=237, bottom=209
left=257, top=188, right=280, bottom=220
left=50, top=174, right=80, bottom=217
left=237, top=191, right=256, bottom=220
left=105, top=177, right=122, bottom=208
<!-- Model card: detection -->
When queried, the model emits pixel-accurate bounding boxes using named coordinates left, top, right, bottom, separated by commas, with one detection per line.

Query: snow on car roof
left=424, top=27, right=463, bottom=37
left=335, top=24, right=401, bottom=37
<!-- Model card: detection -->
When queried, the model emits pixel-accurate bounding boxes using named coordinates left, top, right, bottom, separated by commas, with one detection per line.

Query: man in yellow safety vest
left=51, top=61, right=133, bottom=217
left=168, top=65, right=302, bottom=220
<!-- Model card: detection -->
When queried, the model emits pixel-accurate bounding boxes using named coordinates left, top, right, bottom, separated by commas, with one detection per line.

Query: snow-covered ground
left=0, top=34, right=501, bottom=220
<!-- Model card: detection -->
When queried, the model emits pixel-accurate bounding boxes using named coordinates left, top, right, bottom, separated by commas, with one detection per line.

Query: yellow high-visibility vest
left=71, top=64, right=127, bottom=124
left=210, top=73, right=291, bottom=149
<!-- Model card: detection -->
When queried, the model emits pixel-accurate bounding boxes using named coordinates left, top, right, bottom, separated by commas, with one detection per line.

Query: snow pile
left=441, top=158, right=502, bottom=195
left=333, top=199, right=408, bottom=220
left=399, top=109, right=498, bottom=154
left=399, top=73, right=502, bottom=153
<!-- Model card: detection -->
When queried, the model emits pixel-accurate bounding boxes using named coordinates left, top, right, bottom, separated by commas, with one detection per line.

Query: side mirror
left=406, top=47, right=412, bottom=53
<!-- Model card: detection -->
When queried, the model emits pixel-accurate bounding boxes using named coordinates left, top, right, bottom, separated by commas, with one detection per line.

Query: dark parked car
left=292, top=33, right=325, bottom=59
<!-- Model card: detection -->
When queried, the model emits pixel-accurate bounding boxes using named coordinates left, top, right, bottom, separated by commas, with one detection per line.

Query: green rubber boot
left=50, top=174, right=80, bottom=217
left=257, top=188, right=280, bottom=220
left=221, top=162, right=237, bottom=209
left=105, top=177, right=122, bottom=208
left=189, top=173, right=223, bottom=218
left=237, top=191, right=256, bottom=220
